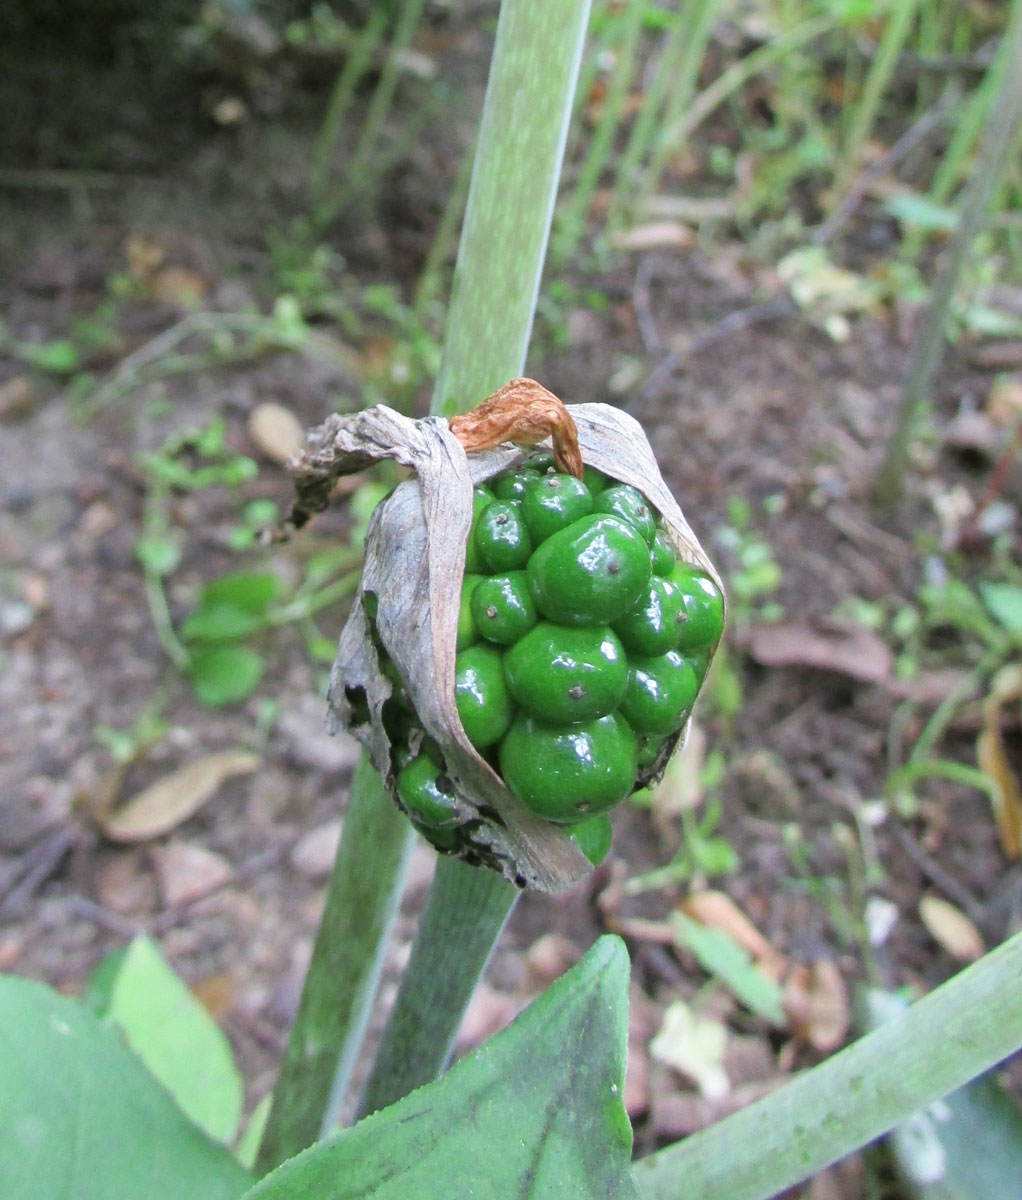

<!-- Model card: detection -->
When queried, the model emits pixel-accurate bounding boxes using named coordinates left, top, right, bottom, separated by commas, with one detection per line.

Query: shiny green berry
left=669, top=565, right=725, bottom=651
left=503, top=622, right=628, bottom=723
left=613, top=576, right=688, bottom=657
left=474, top=500, right=533, bottom=572
left=519, top=473, right=593, bottom=544
left=470, top=571, right=538, bottom=645
left=457, top=573, right=485, bottom=649
left=566, top=814, right=613, bottom=865
left=636, top=732, right=669, bottom=769
left=527, top=514, right=651, bottom=627
left=395, top=755, right=459, bottom=830
left=454, top=644, right=514, bottom=749
left=650, top=528, right=677, bottom=576
left=620, top=650, right=699, bottom=735
left=582, top=465, right=609, bottom=494
left=493, top=468, right=540, bottom=501
left=464, top=486, right=494, bottom=574
left=499, top=711, right=638, bottom=822
left=594, top=484, right=657, bottom=546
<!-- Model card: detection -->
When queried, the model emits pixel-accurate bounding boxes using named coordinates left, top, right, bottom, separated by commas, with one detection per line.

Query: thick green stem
left=255, top=759, right=414, bottom=1173
left=873, top=0, right=1022, bottom=506
left=356, top=857, right=518, bottom=1117
left=259, top=0, right=591, bottom=1167
left=633, top=928, right=1022, bottom=1200
left=356, top=0, right=593, bottom=1114
left=433, top=0, right=592, bottom=418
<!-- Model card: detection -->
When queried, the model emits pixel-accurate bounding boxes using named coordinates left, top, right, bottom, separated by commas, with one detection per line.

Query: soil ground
left=2, top=9, right=1021, bottom=1197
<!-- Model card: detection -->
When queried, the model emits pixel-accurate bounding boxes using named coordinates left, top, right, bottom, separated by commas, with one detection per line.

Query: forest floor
left=1, top=10, right=1021, bottom=1196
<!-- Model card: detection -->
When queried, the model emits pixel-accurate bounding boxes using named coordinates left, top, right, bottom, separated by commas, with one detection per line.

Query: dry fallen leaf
left=740, top=618, right=893, bottom=683
left=248, top=402, right=306, bottom=465
left=918, top=894, right=986, bottom=962
left=650, top=1001, right=730, bottom=1101
left=152, top=840, right=234, bottom=907
left=977, top=664, right=1022, bottom=859
left=682, top=890, right=788, bottom=981
left=611, top=221, right=695, bottom=252
left=98, top=752, right=259, bottom=842
left=0, top=375, right=39, bottom=419
left=783, top=960, right=850, bottom=1052
left=149, top=266, right=209, bottom=307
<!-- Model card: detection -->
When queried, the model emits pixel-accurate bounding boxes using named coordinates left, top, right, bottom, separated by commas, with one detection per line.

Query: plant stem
left=873, top=0, right=1022, bottom=506
left=632, top=928, right=1022, bottom=1200
left=355, top=0, right=593, bottom=1116
left=259, top=0, right=591, bottom=1167
left=254, top=757, right=414, bottom=1174
left=355, top=856, right=518, bottom=1117
left=432, top=0, right=592, bottom=419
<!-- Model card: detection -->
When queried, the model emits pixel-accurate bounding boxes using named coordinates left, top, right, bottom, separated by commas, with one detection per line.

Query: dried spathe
left=285, top=380, right=721, bottom=892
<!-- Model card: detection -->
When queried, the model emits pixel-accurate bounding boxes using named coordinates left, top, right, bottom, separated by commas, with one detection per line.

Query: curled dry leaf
left=918, top=894, right=986, bottom=963
left=447, top=377, right=584, bottom=478
left=97, top=752, right=259, bottom=843
left=977, top=664, right=1022, bottom=859
left=285, top=380, right=720, bottom=892
left=682, top=890, right=788, bottom=981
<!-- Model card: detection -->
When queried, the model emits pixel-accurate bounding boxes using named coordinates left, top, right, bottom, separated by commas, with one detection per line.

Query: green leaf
left=979, top=582, right=1022, bottom=635
left=25, top=339, right=81, bottom=375
left=85, top=935, right=244, bottom=1145
left=181, top=604, right=263, bottom=642
left=671, top=912, right=786, bottom=1026
left=884, top=193, right=959, bottom=232
left=0, top=974, right=251, bottom=1200
left=189, top=645, right=264, bottom=707
left=245, top=937, right=638, bottom=1200
left=202, top=572, right=281, bottom=613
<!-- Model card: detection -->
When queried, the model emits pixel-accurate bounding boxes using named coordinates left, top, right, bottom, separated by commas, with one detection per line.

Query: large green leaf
left=0, top=974, right=251, bottom=1200
left=85, top=935, right=244, bottom=1145
left=245, top=936, right=638, bottom=1200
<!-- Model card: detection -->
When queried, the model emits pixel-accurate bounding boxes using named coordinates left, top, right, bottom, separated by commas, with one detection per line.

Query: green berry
left=499, top=712, right=637, bottom=822
left=454, top=644, right=514, bottom=749
left=492, top=468, right=540, bottom=501
left=566, top=814, right=613, bottom=865
left=613, top=576, right=688, bottom=657
left=620, top=650, right=699, bottom=735
left=464, top=486, right=494, bottom=574
left=649, top=528, right=677, bottom=576
left=470, top=571, right=538, bottom=645
left=669, top=565, right=725, bottom=651
left=474, top=500, right=533, bottom=572
left=594, top=484, right=657, bottom=546
left=582, top=465, right=609, bottom=493
left=527, top=514, right=651, bottom=627
left=504, top=622, right=628, bottom=723
left=519, top=472, right=593, bottom=544
left=395, top=755, right=459, bottom=830
left=457, top=573, right=485, bottom=649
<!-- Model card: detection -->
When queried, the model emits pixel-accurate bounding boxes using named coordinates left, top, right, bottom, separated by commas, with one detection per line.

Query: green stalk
left=309, top=8, right=391, bottom=209
left=633, top=928, right=1022, bottom=1200
left=608, top=7, right=692, bottom=231
left=258, top=0, right=591, bottom=1167
left=254, top=757, right=414, bottom=1173
left=834, top=0, right=920, bottom=198
left=555, top=0, right=645, bottom=262
left=633, top=0, right=719, bottom=227
left=433, top=0, right=592, bottom=418
left=873, top=0, right=1022, bottom=506
left=320, top=0, right=429, bottom=223
left=360, top=0, right=593, bottom=1112
left=355, top=856, right=517, bottom=1117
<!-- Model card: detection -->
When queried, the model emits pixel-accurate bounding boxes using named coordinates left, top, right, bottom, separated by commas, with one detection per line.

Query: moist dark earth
left=2, top=9, right=1021, bottom=1196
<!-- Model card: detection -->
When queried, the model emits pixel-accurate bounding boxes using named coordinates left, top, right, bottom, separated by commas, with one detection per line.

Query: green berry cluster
left=395, top=456, right=724, bottom=867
